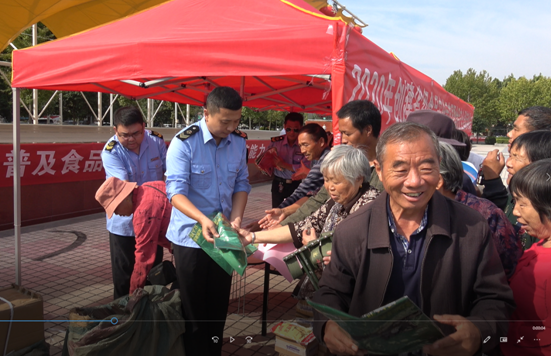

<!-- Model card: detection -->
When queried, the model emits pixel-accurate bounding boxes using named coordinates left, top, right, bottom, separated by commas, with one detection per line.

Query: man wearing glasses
left=268, top=112, right=308, bottom=208
left=101, top=106, right=167, bottom=299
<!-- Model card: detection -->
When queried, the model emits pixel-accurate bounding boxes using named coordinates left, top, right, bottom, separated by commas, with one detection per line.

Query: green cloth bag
left=189, top=213, right=257, bottom=276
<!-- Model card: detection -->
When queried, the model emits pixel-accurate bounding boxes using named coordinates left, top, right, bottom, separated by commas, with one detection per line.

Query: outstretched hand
left=259, top=208, right=287, bottom=229
left=423, top=314, right=481, bottom=356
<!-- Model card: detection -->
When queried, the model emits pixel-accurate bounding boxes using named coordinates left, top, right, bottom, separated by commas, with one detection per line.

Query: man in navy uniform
left=165, top=87, right=251, bottom=356
left=101, top=106, right=167, bottom=299
left=268, top=112, right=307, bottom=207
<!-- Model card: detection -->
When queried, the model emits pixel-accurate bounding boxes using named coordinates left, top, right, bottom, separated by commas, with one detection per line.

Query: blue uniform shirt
left=165, top=118, right=252, bottom=248
left=101, top=130, right=167, bottom=236
left=268, top=135, right=308, bottom=180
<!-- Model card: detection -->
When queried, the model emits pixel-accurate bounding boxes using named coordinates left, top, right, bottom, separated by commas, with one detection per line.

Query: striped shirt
left=278, top=148, right=330, bottom=208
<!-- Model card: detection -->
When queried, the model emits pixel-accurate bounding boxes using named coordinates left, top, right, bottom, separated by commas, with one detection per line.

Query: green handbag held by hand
left=189, top=213, right=257, bottom=276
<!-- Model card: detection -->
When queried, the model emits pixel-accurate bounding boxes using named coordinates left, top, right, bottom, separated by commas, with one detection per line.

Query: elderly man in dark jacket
left=313, top=122, right=515, bottom=356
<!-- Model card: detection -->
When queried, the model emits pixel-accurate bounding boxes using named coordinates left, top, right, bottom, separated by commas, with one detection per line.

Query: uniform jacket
left=313, top=191, right=515, bottom=354
left=101, top=130, right=167, bottom=236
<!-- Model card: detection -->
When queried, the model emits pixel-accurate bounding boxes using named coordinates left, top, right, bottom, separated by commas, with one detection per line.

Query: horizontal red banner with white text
left=0, top=140, right=269, bottom=187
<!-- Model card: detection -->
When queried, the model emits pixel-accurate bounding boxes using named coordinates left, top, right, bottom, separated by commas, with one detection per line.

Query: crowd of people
left=96, top=85, right=551, bottom=356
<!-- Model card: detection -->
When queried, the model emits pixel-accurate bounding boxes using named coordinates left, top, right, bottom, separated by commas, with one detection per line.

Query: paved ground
left=0, top=123, right=281, bottom=143
left=0, top=182, right=302, bottom=356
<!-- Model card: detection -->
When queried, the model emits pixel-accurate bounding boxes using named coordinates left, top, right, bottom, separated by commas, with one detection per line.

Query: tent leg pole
left=110, top=94, right=114, bottom=126
left=13, top=88, right=21, bottom=285
left=32, top=24, right=38, bottom=125
left=174, top=103, right=178, bottom=128
left=147, top=99, right=152, bottom=127
left=97, top=92, right=102, bottom=126
left=59, top=92, right=63, bottom=123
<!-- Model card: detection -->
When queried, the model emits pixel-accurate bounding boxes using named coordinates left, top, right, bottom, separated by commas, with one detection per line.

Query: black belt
left=274, top=176, right=293, bottom=184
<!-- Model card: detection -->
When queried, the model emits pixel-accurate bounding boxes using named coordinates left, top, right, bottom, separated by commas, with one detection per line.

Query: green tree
left=444, top=69, right=501, bottom=134
left=498, top=75, right=551, bottom=123
left=0, top=23, right=57, bottom=121
left=241, top=107, right=288, bottom=130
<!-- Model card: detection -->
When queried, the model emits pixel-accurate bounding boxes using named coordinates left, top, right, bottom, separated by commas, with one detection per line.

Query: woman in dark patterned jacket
left=437, top=142, right=522, bottom=278
left=239, top=145, right=380, bottom=250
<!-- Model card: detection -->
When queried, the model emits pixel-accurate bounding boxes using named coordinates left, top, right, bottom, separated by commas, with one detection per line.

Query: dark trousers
left=173, top=245, right=232, bottom=356
left=271, top=178, right=301, bottom=208
left=108, top=232, right=163, bottom=299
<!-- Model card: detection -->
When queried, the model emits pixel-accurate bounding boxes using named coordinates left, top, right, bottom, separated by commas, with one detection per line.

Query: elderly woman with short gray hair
left=436, top=142, right=521, bottom=278
left=239, top=145, right=380, bottom=248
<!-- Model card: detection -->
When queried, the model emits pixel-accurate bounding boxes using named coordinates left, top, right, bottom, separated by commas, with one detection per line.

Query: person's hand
left=230, top=216, right=242, bottom=230
left=259, top=208, right=287, bottom=229
left=322, top=250, right=331, bottom=265
left=200, top=217, right=219, bottom=243
left=481, top=149, right=505, bottom=180
left=301, top=227, right=317, bottom=246
left=423, top=314, right=481, bottom=356
left=236, top=227, right=253, bottom=246
left=292, top=161, right=310, bottom=180
left=324, top=320, right=365, bottom=355
left=243, top=220, right=262, bottom=232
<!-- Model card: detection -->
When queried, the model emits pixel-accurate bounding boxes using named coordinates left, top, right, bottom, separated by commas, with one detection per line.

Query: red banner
left=1, top=140, right=271, bottom=187
left=0, top=143, right=106, bottom=187
left=245, top=140, right=271, bottom=164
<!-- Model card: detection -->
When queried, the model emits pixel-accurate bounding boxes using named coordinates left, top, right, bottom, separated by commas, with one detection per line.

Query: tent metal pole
left=59, top=92, right=63, bottom=123
left=97, top=93, right=102, bottom=126
left=38, top=90, right=59, bottom=118
left=240, top=76, right=245, bottom=98
left=174, top=103, right=177, bottom=128
left=186, top=104, right=190, bottom=126
left=102, top=94, right=118, bottom=121
left=32, top=24, right=38, bottom=125
left=13, top=87, right=22, bottom=285
left=147, top=99, right=152, bottom=127
left=110, top=94, right=114, bottom=126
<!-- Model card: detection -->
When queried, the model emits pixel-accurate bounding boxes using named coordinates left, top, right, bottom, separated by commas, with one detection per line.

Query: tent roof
left=12, top=0, right=344, bottom=114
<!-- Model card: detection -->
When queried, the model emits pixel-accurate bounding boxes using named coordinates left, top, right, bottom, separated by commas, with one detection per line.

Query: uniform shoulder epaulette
left=105, top=140, right=117, bottom=152
left=177, top=125, right=199, bottom=141
left=271, top=135, right=285, bottom=142
left=232, top=129, right=248, bottom=139
left=149, top=130, right=163, bottom=139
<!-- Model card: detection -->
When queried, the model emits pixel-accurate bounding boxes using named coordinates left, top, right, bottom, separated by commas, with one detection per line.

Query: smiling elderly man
left=313, top=122, right=515, bottom=356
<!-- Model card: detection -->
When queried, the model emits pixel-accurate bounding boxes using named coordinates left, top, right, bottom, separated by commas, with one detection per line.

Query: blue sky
left=344, top=0, right=551, bottom=85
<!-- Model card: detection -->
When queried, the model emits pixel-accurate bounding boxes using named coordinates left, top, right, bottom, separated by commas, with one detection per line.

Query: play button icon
left=229, top=337, right=235, bottom=343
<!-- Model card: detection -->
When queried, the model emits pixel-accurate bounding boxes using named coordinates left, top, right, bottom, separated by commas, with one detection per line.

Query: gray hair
left=438, top=142, right=464, bottom=194
left=376, top=122, right=441, bottom=168
left=321, top=145, right=371, bottom=185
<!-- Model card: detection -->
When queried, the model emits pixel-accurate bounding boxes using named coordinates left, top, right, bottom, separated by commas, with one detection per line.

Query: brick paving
left=0, top=182, right=303, bottom=355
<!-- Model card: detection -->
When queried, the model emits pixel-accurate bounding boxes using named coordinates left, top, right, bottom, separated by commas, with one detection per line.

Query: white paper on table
left=252, top=242, right=297, bottom=282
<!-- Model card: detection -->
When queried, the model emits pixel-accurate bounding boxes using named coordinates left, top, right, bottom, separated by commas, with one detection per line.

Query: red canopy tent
left=11, top=0, right=473, bottom=136
left=8, top=0, right=473, bottom=284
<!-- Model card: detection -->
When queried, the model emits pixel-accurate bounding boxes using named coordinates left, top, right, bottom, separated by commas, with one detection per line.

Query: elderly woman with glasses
left=501, top=159, right=551, bottom=356
left=240, top=145, right=380, bottom=252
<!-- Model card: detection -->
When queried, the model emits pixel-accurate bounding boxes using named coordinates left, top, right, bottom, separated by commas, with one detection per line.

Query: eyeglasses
left=285, top=128, right=300, bottom=133
left=117, top=129, right=144, bottom=140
